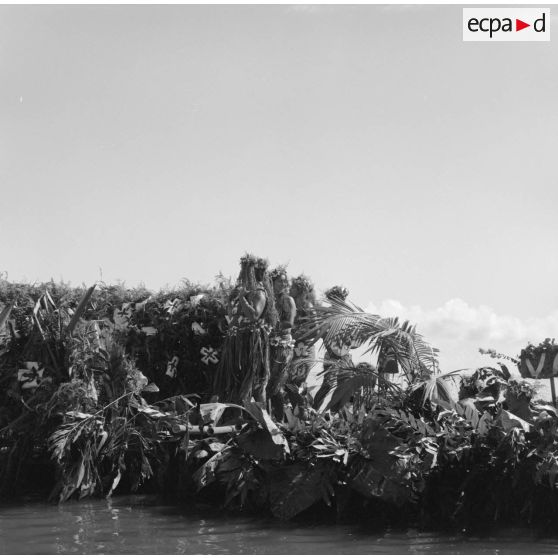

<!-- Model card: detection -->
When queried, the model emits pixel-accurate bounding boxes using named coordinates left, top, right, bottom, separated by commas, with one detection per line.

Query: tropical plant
left=316, top=360, right=401, bottom=413
left=4, top=274, right=558, bottom=533
left=300, top=298, right=439, bottom=385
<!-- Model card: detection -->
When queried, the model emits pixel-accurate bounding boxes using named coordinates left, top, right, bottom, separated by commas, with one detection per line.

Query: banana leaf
left=242, top=400, right=289, bottom=453
left=237, top=429, right=284, bottom=460
left=348, top=456, right=414, bottom=506
left=268, top=461, right=336, bottom=520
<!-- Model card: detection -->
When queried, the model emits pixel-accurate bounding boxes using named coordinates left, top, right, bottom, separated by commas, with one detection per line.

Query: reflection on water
left=1, top=495, right=558, bottom=554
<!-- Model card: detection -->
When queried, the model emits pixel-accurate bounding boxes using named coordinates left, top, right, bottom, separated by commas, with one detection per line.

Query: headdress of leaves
left=269, top=265, right=288, bottom=283
left=324, top=285, right=349, bottom=302
left=255, top=257, right=269, bottom=272
left=290, top=275, right=314, bottom=296
left=239, top=253, right=259, bottom=267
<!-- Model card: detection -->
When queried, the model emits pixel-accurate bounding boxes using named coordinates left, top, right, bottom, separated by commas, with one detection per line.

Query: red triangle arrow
left=516, top=19, right=530, bottom=31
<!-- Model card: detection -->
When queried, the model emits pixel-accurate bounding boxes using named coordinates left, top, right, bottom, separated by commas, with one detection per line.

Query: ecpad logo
left=463, top=8, right=550, bottom=41
left=468, top=14, right=545, bottom=37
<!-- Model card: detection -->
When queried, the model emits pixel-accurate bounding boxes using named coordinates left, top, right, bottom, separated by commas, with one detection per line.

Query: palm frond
left=298, top=298, right=381, bottom=348
left=301, top=300, right=439, bottom=383
left=321, top=362, right=401, bottom=413
left=367, top=318, right=439, bottom=381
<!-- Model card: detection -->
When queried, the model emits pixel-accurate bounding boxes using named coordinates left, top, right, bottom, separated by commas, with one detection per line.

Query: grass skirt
left=213, top=321, right=271, bottom=404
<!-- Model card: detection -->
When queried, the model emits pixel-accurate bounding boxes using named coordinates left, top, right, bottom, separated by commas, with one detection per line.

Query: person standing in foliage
left=268, top=266, right=296, bottom=420
left=213, top=255, right=277, bottom=405
left=313, top=285, right=356, bottom=410
left=289, top=275, right=317, bottom=389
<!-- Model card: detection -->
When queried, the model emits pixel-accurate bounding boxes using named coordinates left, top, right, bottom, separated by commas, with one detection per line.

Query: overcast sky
left=1, top=4, right=557, bottom=371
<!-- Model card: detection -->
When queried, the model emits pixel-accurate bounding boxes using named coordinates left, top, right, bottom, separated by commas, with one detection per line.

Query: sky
left=1, top=4, right=557, bottom=372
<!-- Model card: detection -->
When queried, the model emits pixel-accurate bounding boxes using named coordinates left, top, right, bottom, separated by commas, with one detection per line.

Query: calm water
left=1, top=495, right=558, bottom=554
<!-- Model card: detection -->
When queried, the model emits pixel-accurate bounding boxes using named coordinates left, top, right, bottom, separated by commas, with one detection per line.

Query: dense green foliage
left=1, top=276, right=558, bottom=534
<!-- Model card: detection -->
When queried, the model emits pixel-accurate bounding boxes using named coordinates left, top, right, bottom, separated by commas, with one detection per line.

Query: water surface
left=1, top=495, right=557, bottom=554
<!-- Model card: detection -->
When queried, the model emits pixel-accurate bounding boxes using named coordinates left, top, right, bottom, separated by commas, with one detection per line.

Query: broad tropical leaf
left=268, top=461, right=336, bottom=520
left=410, top=369, right=469, bottom=410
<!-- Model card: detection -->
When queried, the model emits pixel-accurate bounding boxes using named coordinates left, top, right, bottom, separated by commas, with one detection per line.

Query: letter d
left=534, top=13, right=546, bottom=32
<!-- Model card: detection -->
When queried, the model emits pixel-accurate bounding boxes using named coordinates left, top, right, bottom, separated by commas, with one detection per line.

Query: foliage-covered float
left=2, top=269, right=558, bottom=534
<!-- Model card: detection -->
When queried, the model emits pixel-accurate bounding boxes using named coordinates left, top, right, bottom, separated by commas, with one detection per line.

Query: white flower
left=166, top=356, right=179, bottom=378
left=17, top=362, right=44, bottom=389
left=191, top=322, right=207, bottom=335
left=201, top=346, right=219, bottom=365
left=164, top=298, right=181, bottom=315
left=113, top=303, right=133, bottom=328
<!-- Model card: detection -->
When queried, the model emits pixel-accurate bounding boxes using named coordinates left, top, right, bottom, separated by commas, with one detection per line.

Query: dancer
left=313, top=285, right=355, bottom=411
left=289, top=275, right=318, bottom=389
left=268, top=266, right=296, bottom=419
left=213, top=255, right=277, bottom=404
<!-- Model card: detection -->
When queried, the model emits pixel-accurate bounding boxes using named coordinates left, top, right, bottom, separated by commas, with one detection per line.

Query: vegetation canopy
left=1, top=271, right=557, bottom=534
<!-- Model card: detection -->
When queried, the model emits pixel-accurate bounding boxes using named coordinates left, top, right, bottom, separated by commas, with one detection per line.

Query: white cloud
left=364, top=298, right=558, bottom=373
